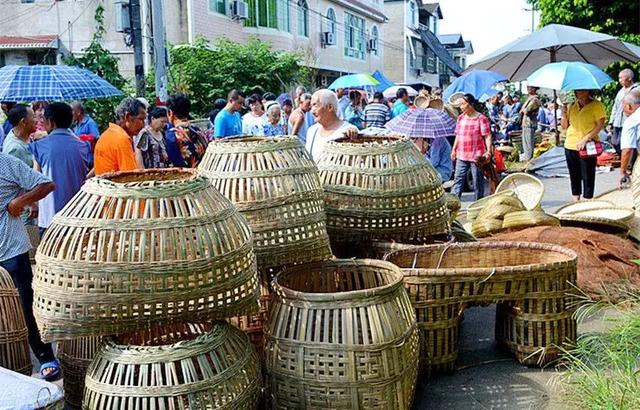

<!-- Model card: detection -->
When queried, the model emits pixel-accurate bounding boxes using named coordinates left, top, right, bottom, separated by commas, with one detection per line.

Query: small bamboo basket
left=83, top=322, right=261, bottom=410
left=0, top=267, right=31, bottom=375
left=33, top=168, right=259, bottom=341
left=385, top=242, right=578, bottom=376
left=317, top=134, right=450, bottom=246
left=265, top=259, right=419, bottom=409
left=198, top=136, right=333, bottom=272
left=57, top=336, right=103, bottom=408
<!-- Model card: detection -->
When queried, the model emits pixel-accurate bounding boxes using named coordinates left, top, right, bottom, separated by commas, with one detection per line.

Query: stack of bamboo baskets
left=0, top=267, right=31, bottom=376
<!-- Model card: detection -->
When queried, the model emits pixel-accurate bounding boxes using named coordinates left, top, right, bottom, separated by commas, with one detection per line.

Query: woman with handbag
left=561, top=89, right=607, bottom=200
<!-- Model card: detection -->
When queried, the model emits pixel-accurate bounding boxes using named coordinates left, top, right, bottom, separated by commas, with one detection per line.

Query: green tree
left=147, top=36, right=311, bottom=117
left=64, top=4, right=129, bottom=130
left=528, top=0, right=640, bottom=110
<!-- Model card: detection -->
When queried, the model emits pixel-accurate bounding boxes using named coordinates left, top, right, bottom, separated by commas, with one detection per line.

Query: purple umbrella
left=385, top=108, right=456, bottom=139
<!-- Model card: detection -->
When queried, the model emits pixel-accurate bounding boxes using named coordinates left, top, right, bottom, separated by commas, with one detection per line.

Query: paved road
left=412, top=170, right=622, bottom=410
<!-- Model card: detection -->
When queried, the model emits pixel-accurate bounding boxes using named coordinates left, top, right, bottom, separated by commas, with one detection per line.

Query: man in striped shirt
left=363, top=92, right=391, bottom=129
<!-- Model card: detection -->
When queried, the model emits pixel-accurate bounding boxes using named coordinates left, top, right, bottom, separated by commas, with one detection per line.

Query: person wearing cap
left=520, top=86, right=541, bottom=161
left=261, top=101, right=285, bottom=136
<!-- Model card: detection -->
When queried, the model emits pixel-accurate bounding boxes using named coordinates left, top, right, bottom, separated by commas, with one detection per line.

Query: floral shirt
left=263, top=123, right=286, bottom=137
left=165, top=122, right=209, bottom=168
left=135, top=127, right=171, bottom=169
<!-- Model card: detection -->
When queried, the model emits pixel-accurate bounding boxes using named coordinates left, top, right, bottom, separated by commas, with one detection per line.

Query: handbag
left=578, top=140, right=603, bottom=159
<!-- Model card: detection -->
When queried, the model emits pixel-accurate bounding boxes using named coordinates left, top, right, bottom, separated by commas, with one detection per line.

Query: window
left=344, top=12, right=365, bottom=60
left=325, top=8, right=336, bottom=38
left=277, top=0, right=290, bottom=32
left=371, top=26, right=379, bottom=56
left=245, top=0, right=278, bottom=28
left=20, top=0, right=35, bottom=3
left=297, top=0, right=309, bottom=37
left=209, top=0, right=226, bottom=15
left=409, top=1, right=416, bottom=27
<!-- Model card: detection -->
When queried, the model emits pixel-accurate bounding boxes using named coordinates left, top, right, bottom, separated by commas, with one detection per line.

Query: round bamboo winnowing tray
left=496, top=173, right=544, bottom=211
left=83, top=322, right=261, bottom=410
left=198, top=136, right=333, bottom=272
left=560, top=207, right=635, bottom=222
left=33, top=168, right=260, bottom=341
left=0, top=267, right=31, bottom=375
left=58, top=336, right=103, bottom=408
left=317, top=134, right=450, bottom=245
left=265, top=259, right=419, bottom=409
left=555, top=199, right=614, bottom=215
left=555, top=214, right=630, bottom=237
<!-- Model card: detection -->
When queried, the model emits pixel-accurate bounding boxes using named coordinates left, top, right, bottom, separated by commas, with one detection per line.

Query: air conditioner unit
left=231, top=0, right=249, bottom=20
left=367, top=39, right=378, bottom=52
left=320, top=75, right=329, bottom=87
left=322, top=32, right=336, bottom=46
left=114, top=0, right=131, bottom=33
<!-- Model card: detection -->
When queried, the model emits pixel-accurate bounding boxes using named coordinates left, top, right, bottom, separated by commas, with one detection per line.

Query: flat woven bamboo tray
left=317, top=134, right=450, bottom=245
left=555, top=214, right=630, bottom=237
left=83, top=322, right=261, bottom=410
left=265, top=259, right=419, bottom=409
left=0, top=267, right=31, bottom=375
left=198, top=136, right=333, bottom=272
left=33, top=168, right=260, bottom=341
left=502, top=211, right=560, bottom=231
left=560, top=207, right=635, bottom=222
left=57, top=336, right=103, bottom=408
left=496, top=173, right=544, bottom=210
left=632, top=157, right=640, bottom=209
left=385, top=242, right=578, bottom=376
left=555, top=199, right=615, bottom=215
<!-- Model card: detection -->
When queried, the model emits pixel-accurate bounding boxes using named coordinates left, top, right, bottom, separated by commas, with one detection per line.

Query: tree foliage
left=64, top=4, right=129, bottom=130
left=147, top=37, right=311, bottom=117
left=528, top=0, right=640, bottom=110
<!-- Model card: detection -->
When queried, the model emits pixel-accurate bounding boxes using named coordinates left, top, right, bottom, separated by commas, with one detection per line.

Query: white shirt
left=305, top=121, right=351, bottom=160
left=337, top=96, right=349, bottom=121
left=242, top=112, right=267, bottom=135
left=620, top=108, right=640, bottom=150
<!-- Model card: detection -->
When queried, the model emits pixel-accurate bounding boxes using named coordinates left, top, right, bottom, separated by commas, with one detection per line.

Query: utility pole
left=129, top=0, right=145, bottom=96
left=151, top=0, right=168, bottom=104
left=523, top=6, right=537, bottom=33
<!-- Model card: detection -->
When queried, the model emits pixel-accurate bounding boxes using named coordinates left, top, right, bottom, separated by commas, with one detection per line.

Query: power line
left=57, top=0, right=99, bottom=38
left=0, top=2, right=55, bottom=27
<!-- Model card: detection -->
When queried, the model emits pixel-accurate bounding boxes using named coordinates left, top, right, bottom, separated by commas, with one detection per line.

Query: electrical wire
left=57, top=0, right=99, bottom=38
left=0, top=2, right=55, bottom=28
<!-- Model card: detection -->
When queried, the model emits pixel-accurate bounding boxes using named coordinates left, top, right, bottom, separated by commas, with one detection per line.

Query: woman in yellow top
left=561, top=90, right=607, bottom=200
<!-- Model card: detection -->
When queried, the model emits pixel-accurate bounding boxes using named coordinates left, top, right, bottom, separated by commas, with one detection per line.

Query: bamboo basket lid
left=317, top=134, right=450, bottom=243
left=0, top=267, right=31, bottom=375
left=562, top=207, right=635, bottom=222
left=556, top=199, right=615, bottom=215
left=198, top=136, right=332, bottom=272
left=496, top=173, right=544, bottom=210
left=33, top=168, right=260, bottom=341
left=83, top=322, right=261, bottom=409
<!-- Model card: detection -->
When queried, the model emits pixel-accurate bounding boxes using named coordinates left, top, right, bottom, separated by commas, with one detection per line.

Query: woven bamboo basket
left=502, top=211, right=560, bottom=231
left=317, top=134, right=450, bottom=245
left=332, top=235, right=454, bottom=259
left=632, top=157, right=640, bottom=209
left=57, top=337, right=103, bottom=408
left=555, top=199, right=614, bottom=215
left=466, top=189, right=515, bottom=221
left=0, top=267, right=31, bottom=375
left=445, top=192, right=461, bottom=222
left=265, top=259, right=419, bottom=409
left=83, top=321, right=261, bottom=410
left=555, top=214, right=630, bottom=237
left=385, top=242, right=578, bottom=376
left=33, top=168, right=259, bottom=341
left=198, top=136, right=333, bottom=272
left=496, top=173, right=544, bottom=210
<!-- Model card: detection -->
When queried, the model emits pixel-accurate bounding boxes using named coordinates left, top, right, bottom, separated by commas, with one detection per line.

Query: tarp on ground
left=526, top=146, right=569, bottom=177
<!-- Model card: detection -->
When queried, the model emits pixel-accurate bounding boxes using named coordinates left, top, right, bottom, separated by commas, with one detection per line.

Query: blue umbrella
left=443, top=70, right=506, bottom=101
left=0, top=65, right=123, bottom=102
left=371, top=70, right=395, bottom=92
left=385, top=108, right=456, bottom=139
left=327, top=73, right=379, bottom=90
left=527, top=62, right=613, bottom=90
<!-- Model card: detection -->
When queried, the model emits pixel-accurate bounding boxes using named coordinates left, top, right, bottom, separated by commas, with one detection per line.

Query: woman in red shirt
left=451, top=93, right=492, bottom=200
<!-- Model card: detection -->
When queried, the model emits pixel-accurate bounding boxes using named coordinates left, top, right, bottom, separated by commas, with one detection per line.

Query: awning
left=0, top=35, right=58, bottom=50
left=413, top=28, right=462, bottom=76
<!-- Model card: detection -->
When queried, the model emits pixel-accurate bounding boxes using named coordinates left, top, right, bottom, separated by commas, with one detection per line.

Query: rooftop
left=0, top=35, right=58, bottom=50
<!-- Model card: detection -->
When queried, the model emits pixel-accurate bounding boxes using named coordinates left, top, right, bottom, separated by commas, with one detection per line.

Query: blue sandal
left=40, top=359, right=62, bottom=382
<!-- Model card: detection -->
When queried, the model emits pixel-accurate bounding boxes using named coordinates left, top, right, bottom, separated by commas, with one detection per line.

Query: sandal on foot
left=40, top=359, right=61, bottom=382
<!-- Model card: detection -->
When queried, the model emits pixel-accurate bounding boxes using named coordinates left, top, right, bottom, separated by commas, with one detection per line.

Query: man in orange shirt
left=94, top=98, right=147, bottom=175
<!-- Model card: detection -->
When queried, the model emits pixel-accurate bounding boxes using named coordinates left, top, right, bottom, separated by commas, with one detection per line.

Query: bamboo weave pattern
left=33, top=169, right=259, bottom=340
left=0, top=267, right=31, bottom=375
left=198, top=136, right=332, bottom=272
left=385, top=242, right=578, bottom=376
left=83, top=322, right=261, bottom=409
left=265, top=259, right=419, bottom=409
left=58, top=336, right=103, bottom=408
left=316, top=135, right=450, bottom=244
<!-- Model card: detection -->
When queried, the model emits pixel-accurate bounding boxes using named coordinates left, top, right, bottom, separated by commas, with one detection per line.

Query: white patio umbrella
left=383, top=85, right=418, bottom=99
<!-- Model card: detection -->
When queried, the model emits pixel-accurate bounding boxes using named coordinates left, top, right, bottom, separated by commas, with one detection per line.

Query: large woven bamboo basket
left=0, top=267, right=31, bottom=375
left=316, top=134, right=450, bottom=245
left=58, top=336, right=103, bottom=408
left=33, top=168, right=259, bottom=341
left=265, top=259, right=419, bottom=409
left=83, top=321, right=261, bottom=410
left=385, top=242, right=577, bottom=376
left=198, top=136, right=333, bottom=272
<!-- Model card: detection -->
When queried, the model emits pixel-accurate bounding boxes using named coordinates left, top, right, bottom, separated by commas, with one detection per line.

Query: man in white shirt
left=610, top=68, right=638, bottom=153
left=619, top=89, right=640, bottom=188
left=335, top=88, right=350, bottom=121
